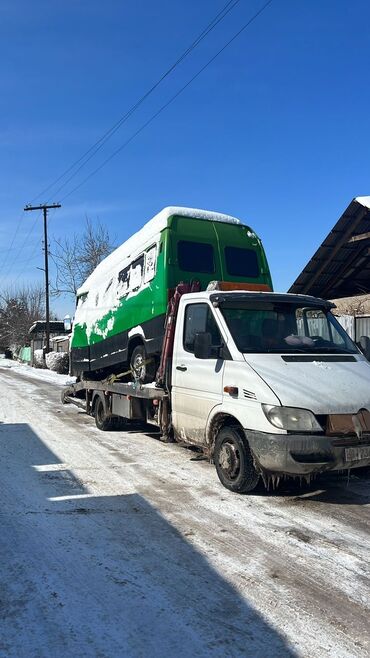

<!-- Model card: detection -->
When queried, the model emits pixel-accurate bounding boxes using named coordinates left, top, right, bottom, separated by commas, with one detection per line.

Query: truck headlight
left=262, top=405, right=323, bottom=432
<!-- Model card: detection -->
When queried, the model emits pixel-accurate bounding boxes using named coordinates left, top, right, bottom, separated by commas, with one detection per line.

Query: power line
left=1, top=0, right=241, bottom=288
left=11, top=240, right=45, bottom=287
left=0, top=211, right=42, bottom=288
left=5, top=0, right=274, bottom=289
left=0, top=212, right=23, bottom=275
left=60, top=0, right=274, bottom=202
left=32, top=0, right=242, bottom=204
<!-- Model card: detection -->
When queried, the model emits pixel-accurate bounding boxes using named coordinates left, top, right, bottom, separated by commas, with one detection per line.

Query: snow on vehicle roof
left=78, top=206, right=248, bottom=295
left=355, top=196, right=370, bottom=209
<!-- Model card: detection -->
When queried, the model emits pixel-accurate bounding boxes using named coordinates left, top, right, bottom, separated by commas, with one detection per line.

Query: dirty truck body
left=70, top=206, right=271, bottom=377
left=165, top=290, right=370, bottom=485
left=65, top=251, right=370, bottom=492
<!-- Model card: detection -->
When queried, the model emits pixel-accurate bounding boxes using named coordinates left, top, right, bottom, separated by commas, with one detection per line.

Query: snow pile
left=45, top=351, right=69, bottom=374
left=33, top=349, right=46, bottom=369
left=0, top=357, right=74, bottom=386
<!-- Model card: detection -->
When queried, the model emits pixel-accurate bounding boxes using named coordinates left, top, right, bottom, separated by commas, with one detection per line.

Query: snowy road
left=0, top=363, right=369, bottom=657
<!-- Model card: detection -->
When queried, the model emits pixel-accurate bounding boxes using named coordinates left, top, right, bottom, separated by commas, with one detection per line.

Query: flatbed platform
left=62, top=378, right=167, bottom=402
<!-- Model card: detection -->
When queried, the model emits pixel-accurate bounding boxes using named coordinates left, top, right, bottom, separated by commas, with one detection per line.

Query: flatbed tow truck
left=62, top=282, right=370, bottom=493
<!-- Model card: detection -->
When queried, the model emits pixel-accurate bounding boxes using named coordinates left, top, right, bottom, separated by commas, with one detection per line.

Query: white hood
left=244, top=354, right=370, bottom=414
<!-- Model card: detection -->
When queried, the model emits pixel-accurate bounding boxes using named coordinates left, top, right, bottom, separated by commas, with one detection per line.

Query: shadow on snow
left=0, top=422, right=297, bottom=658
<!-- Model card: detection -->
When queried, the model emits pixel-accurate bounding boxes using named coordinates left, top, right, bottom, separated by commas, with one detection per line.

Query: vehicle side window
left=143, top=245, right=157, bottom=283
left=129, top=255, right=144, bottom=291
left=183, top=303, right=222, bottom=355
left=77, top=293, right=88, bottom=309
left=117, top=255, right=145, bottom=297
left=117, top=264, right=130, bottom=297
left=225, top=246, right=259, bottom=278
left=104, top=279, right=113, bottom=294
left=331, top=323, right=346, bottom=346
left=178, top=241, right=214, bottom=273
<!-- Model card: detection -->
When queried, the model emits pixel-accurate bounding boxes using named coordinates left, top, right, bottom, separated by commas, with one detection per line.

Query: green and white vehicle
left=70, top=206, right=272, bottom=379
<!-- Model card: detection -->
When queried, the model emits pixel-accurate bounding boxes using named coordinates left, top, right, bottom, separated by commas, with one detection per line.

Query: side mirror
left=357, top=336, right=370, bottom=361
left=194, top=332, right=212, bottom=359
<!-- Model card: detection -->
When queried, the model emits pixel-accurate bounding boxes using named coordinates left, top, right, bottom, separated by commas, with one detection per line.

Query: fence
left=355, top=315, right=370, bottom=342
left=335, top=315, right=355, bottom=340
left=18, top=346, right=31, bottom=363
left=335, top=315, right=370, bottom=342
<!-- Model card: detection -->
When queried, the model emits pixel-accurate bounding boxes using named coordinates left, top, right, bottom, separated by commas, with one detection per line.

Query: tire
left=214, top=425, right=259, bottom=493
left=94, top=395, right=114, bottom=431
left=130, top=344, right=155, bottom=384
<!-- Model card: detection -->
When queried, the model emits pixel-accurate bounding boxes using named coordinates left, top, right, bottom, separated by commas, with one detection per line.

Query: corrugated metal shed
left=355, top=315, right=370, bottom=341
left=289, top=197, right=370, bottom=299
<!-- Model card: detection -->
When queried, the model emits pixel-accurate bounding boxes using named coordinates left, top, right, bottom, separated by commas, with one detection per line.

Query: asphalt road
left=0, top=365, right=369, bottom=657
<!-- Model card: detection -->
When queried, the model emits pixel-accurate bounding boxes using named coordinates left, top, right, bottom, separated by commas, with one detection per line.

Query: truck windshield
left=220, top=302, right=358, bottom=354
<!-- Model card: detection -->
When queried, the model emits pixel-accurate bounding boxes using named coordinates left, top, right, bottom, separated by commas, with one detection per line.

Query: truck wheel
left=130, top=344, right=155, bottom=383
left=214, top=426, right=259, bottom=493
left=94, top=396, right=114, bottom=431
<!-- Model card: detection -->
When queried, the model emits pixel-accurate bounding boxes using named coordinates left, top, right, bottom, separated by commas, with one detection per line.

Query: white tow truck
left=63, top=282, right=370, bottom=492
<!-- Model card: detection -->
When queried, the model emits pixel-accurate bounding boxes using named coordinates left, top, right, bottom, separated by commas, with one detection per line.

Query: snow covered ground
left=0, top=363, right=369, bottom=657
left=0, top=358, right=74, bottom=386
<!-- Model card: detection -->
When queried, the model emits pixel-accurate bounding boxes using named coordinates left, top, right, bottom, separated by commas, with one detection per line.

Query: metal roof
left=29, top=321, right=67, bottom=335
left=289, top=197, right=370, bottom=299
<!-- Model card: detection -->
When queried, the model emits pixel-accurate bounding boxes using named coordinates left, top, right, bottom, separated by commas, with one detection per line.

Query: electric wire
left=1, top=0, right=242, bottom=287
left=4, top=0, right=274, bottom=288
left=0, top=211, right=42, bottom=289
left=12, top=240, right=44, bottom=287
left=0, top=203, right=35, bottom=280
left=60, top=0, right=274, bottom=202
left=32, top=0, right=241, bottom=204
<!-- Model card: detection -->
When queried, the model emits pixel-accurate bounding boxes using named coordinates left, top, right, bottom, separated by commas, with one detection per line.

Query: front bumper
left=246, top=430, right=370, bottom=476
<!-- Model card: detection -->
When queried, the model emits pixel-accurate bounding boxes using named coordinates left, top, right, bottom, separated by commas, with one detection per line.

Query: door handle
left=176, top=365, right=187, bottom=372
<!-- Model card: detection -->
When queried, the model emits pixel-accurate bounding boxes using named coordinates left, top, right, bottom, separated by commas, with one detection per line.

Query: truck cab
left=171, top=287, right=370, bottom=491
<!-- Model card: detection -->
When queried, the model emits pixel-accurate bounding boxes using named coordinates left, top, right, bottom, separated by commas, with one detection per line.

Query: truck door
left=172, top=302, right=225, bottom=445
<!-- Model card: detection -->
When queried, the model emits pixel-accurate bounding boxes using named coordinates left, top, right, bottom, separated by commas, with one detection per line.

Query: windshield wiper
left=243, top=346, right=357, bottom=355
left=308, top=347, right=357, bottom=354
left=243, top=347, right=308, bottom=354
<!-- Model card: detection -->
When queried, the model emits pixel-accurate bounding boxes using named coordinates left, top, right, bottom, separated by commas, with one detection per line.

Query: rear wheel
left=94, top=396, right=115, bottom=431
left=130, top=344, right=155, bottom=383
left=214, top=425, right=259, bottom=493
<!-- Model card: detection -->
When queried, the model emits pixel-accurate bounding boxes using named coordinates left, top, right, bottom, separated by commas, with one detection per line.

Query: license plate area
left=345, top=446, right=370, bottom=462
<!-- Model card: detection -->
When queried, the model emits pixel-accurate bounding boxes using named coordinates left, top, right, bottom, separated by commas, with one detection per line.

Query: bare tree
left=51, top=217, right=114, bottom=297
left=0, top=284, right=45, bottom=351
left=51, top=234, right=84, bottom=297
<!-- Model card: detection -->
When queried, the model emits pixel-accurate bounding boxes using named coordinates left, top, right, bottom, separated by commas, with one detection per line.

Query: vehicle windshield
left=220, top=301, right=358, bottom=354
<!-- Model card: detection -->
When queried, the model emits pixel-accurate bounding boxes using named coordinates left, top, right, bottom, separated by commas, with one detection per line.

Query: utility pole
left=24, top=203, right=61, bottom=355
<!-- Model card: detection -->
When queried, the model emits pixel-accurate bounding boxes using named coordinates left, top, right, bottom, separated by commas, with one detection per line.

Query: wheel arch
left=91, top=390, right=109, bottom=415
left=206, top=412, right=245, bottom=456
left=127, top=334, right=145, bottom=360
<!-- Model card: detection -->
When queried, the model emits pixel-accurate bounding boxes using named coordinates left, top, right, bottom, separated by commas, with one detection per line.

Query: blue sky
left=0, top=0, right=369, bottom=316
